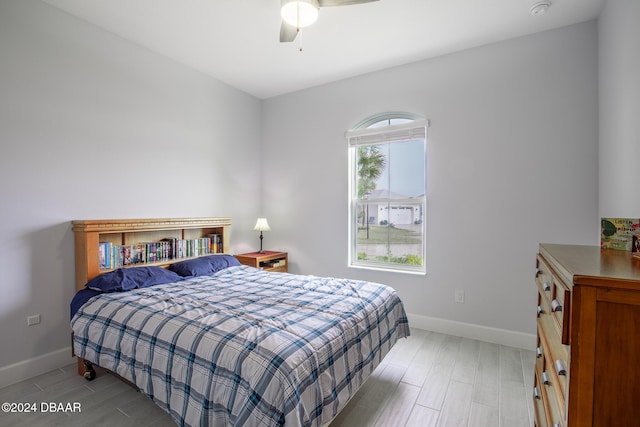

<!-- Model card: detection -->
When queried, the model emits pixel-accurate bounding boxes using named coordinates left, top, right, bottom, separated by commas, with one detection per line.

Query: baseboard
left=407, top=313, right=535, bottom=350
left=0, top=347, right=74, bottom=388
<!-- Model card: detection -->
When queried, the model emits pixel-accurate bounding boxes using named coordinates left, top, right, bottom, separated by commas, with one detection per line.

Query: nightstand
left=234, top=251, right=288, bottom=272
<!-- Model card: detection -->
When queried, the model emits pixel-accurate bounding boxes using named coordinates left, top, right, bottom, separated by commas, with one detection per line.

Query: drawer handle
left=555, top=359, right=567, bottom=376
left=533, top=386, right=541, bottom=400
left=551, top=299, right=562, bottom=312
left=543, top=281, right=551, bottom=292
left=537, top=305, right=545, bottom=315
left=542, top=371, right=551, bottom=385
left=536, top=346, right=543, bottom=358
left=553, top=424, right=561, bottom=427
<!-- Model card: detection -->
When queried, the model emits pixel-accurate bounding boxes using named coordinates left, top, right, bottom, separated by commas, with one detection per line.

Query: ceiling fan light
left=281, top=0, right=319, bottom=28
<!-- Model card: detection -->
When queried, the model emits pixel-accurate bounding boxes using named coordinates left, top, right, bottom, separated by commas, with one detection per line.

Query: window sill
left=348, top=263, right=426, bottom=275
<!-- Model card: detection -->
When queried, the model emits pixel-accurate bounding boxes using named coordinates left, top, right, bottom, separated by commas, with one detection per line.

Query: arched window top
left=346, top=112, right=428, bottom=147
left=352, top=111, right=425, bottom=130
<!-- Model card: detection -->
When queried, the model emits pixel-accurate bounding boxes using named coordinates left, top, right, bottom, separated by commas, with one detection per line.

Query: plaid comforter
left=71, top=266, right=410, bottom=427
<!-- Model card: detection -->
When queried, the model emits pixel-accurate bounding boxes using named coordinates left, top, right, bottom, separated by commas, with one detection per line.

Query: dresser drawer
left=533, top=371, right=548, bottom=427
left=536, top=362, right=564, bottom=427
left=538, top=317, right=568, bottom=414
left=551, top=279, right=570, bottom=344
left=536, top=254, right=571, bottom=344
left=537, top=290, right=551, bottom=319
left=535, top=335, right=544, bottom=376
left=536, top=255, right=554, bottom=298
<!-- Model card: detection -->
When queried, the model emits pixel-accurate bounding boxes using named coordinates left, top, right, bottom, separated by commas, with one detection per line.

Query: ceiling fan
left=280, top=0, right=380, bottom=43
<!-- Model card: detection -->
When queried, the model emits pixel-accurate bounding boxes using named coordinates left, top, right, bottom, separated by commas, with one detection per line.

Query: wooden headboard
left=72, top=217, right=231, bottom=291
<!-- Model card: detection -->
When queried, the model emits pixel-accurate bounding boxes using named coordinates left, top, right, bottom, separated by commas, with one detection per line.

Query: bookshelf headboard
left=72, top=217, right=232, bottom=291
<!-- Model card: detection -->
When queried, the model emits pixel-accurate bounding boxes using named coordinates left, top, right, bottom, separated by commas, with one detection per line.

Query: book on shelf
left=206, top=234, right=223, bottom=254
left=161, top=238, right=178, bottom=260
left=98, top=242, right=111, bottom=269
left=265, top=259, right=286, bottom=268
left=260, top=259, right=286, bottom=269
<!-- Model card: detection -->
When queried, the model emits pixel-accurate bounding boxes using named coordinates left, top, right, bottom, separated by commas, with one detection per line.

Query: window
left=347, top=113, right=428, bottom=274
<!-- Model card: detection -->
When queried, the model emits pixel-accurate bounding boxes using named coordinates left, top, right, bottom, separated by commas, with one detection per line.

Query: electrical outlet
left=27, top=314, right=41, bottom=326
left=454, top=289, right=465, bottom=304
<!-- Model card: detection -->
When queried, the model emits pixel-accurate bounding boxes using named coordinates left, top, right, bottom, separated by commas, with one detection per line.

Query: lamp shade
left=281, top=0, right=319, bottom=28
left=253, top=218, right=271, bottom=232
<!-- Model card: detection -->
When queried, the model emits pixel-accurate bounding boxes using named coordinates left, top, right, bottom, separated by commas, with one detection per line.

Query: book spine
left=98, top=243, right=106, bottom=269
left=105, top=242, right=111, bottom=269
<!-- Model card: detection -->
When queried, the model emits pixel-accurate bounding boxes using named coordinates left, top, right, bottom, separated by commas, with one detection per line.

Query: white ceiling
left=41, top=0, right=604, bottom=99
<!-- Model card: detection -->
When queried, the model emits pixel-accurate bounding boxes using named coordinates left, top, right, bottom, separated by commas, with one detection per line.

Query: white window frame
left=347, top=114, right=428, bottom=274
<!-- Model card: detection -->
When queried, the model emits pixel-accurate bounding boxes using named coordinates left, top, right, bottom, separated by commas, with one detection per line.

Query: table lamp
left=253, top=218, right=271, bottom=253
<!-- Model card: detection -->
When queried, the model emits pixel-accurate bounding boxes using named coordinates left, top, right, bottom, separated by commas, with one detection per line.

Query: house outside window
left=347, top=113, right=428, bottom=274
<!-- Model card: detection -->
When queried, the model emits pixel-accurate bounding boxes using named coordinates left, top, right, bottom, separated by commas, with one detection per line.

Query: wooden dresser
left=534, top=244, right=640, bottom=427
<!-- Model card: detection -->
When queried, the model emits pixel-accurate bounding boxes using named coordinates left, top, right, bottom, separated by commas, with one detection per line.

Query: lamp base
left=258, top=232, right=265, bottom=253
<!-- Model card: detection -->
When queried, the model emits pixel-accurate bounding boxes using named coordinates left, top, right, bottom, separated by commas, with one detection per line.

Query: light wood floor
left=0, top=328, right=534, bottom=427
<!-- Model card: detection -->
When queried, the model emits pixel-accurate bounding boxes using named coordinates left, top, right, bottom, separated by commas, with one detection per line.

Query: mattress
left=71, top=265, right=410, bottom=426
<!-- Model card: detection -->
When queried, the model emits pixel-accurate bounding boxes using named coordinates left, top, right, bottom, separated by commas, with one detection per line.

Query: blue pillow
left=169, top=255, right=241, bottom=277
left=85, top=266, right=183, bottom=292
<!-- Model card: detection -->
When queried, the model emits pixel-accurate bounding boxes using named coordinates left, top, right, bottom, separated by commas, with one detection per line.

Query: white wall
left=0, top=0, right=609, bottom=386
left=262, top=22, right=599, bottom=338
left=598, top=0, right=640, bottom=217
left=0, top=0, right=262, bottom=385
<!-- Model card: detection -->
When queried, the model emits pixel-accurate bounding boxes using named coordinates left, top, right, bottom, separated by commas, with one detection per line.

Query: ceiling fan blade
left=318, top=0, right=379, bottom=7
left=280, top=21, right=299, bottom=43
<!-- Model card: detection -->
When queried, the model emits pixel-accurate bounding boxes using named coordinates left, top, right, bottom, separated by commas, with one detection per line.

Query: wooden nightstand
left=234, top=251, right=288, bottom=272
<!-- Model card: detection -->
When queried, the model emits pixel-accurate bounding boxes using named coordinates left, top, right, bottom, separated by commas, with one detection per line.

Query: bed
left=70, top=218, right=410, bottom=427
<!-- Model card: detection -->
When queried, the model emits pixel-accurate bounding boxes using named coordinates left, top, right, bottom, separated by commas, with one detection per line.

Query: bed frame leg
left=77, top=357, right=96, bottom=381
